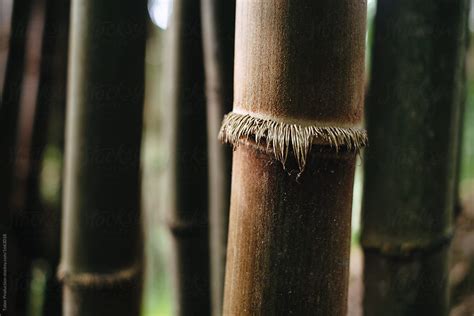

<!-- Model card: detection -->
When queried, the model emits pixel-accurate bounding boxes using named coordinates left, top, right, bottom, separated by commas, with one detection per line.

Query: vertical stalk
left=454, top=2, right=471, bottom=218
left=201, top=0, right=235, bottom=314
left=0, top=1, right=34, bottom=315
left=31, top=1, right=70, bottom=315
left=59, top=0, right=146, bottom=315
left=0, top=0, right=32, bottom=227
left=361, top=1, right=470, bottom=315
left=220, top=1, right=367, bottom=314
left=166, top=0, right=210, bottom=314
left=13, top=0, right=46, bottom=260
left=24, top=0, right=70, bottom=233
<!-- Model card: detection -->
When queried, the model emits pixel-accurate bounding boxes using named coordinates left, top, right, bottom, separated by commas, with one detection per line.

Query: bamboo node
left=57, top=262, right=141, bottom=289
left=361, top=231, right=454, bottom=258
left=218, top=111, right=367, bottom=171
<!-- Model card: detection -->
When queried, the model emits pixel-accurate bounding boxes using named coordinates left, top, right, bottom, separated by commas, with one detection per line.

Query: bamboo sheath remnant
left=222, top=1, right=366, bottom=314
left=219, top=111, right=367, bottom=172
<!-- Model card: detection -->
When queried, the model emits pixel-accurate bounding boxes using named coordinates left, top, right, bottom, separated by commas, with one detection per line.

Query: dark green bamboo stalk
left=0, top=1, right=35, bottom=315
left=13, top=0, right=46, bottom=261
left=220, top=1, right=367, bottom=314
left=0, top=0, right=32, bottom=227
left=27, top=1, right=70, bottom=314
left=166, top=0, right=210, bottom=314
left=59, top=0, right=146, bottom=315
left=24, top=0, right=69, bottom=231
left=361, top=1, right=470, bottom=315
left=200, top=0, right=235, bottom=314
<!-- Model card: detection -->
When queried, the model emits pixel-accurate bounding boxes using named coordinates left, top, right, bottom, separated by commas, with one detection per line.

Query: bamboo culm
left=0, top=0, right=35, bottom=315
left=31, top=1, right=70, bottom=314
left=361, top=0, right=470, bottom=315
left=220, top=1, right=367, bottom=314
left=59, top=0, right=147, bottom=315
left=201, top=0, right=235, bottom=314
left=166, top=0, right=211, bottom=314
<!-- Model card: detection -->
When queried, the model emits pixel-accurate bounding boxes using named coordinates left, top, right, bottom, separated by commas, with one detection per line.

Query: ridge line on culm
left=57, top=262, right=142, bottom=288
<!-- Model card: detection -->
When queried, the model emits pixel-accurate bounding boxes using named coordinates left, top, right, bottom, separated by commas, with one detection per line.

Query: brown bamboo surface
left=221, top=0, right=367, bottom=314
left=60, top=0, right=147, bottom=315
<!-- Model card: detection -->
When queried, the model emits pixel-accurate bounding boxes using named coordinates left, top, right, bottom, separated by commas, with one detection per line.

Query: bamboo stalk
left=0, top=0, right=32, bottom=228
left=220, top=1, right=367, bottom=314
left=0, top=1, right=36, bottom=315
left=200, top=0, right=235, bottom=314
left=454, top=4, right=471, bottom=219
left=30, top=1, right=70, bottom=315
left=24, top=0, right=69, bottom=227
left=59, top=0, right=146, bottom=315
left=166, top=0, right=211, bottom=314
left=361, top=1, right=470, bottom=315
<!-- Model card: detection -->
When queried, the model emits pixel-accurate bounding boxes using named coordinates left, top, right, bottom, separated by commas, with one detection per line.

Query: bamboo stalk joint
left=219, top=111, right=367, bottom=171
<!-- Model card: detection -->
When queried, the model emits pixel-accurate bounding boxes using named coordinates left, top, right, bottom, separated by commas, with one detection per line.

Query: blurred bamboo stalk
left=220, top=1, right=367, bottom=314
left=361, top=1, right=470, bottom=315
left=59, top=0, right=147, bottom=315
left=200, top=0, right=235, bottom=314
left=26, top=0, right=70, bottom=314
left=0, top=0, right=32, bottom=227
left=166, top=0, right=211, bottom=314
left=454, top=4, right=471, bottom=219
left=0, top=0, right=37, bottom=315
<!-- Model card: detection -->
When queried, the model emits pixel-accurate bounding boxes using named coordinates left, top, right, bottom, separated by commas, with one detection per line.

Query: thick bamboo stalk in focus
left=220, top=1, right=367, bottom=314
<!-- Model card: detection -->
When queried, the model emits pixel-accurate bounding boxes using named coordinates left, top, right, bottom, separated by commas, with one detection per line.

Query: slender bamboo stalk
left=11, top=2, right=47, bottom=316
left=0, top=1, right=35, bottom=315
left=0, top=0, right=32, bottom=227
left=361, top=1, right=470, bottom=315
left=13, top=0, right=46, bottom=259
left=29, top=1, right=70, bottom=314
left=454, top=4, right=471, bottom=219
left=0, top=0, right=14, bottom=89
left=166, top=0, right=210, bottom=314
left=220, top=1, right=367, bottom=314
left=200, top=0, right=235, bottom=314
left=59, top=0, right=146, bottom=315
left=24, top=0, right=69, bottom=230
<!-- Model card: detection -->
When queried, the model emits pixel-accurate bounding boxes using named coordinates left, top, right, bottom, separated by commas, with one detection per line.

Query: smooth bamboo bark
left=201, top=0, right=235, bottom=314
left=59, top=0, right=146, bottom=315
left=221, top=1, right=367, bottom=314
left=166, top=0, right=210, bottom=314
left=361, top=1, right=470, bottom=315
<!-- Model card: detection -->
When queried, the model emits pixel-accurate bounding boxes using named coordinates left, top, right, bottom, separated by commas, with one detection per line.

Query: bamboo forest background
left=1, top=0, right=473, bottom=315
